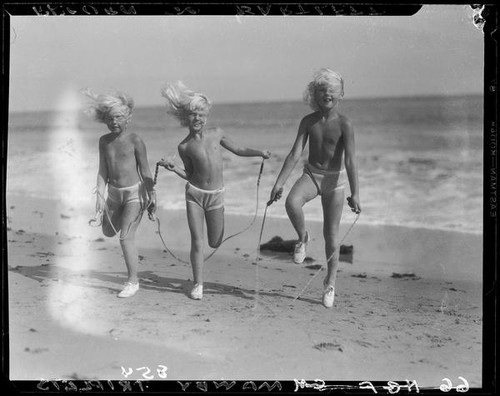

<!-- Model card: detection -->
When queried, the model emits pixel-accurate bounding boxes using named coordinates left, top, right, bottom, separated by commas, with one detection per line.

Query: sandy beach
left=6, top=194, right=482, bottom=388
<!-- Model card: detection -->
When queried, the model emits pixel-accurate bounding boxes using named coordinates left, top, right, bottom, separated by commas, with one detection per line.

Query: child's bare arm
left=134, top=135, right=157, bottom=216
left=343, top=118, right=361, bottom=213
left=220, top=129, right=270, bottom=158
left=96, top=137, right=108, bottom=212
left=134, top=136, right=155, bottom=193
left=270, top=117, right=309, bottom=201
left=160, top=146, right=191, bottom=180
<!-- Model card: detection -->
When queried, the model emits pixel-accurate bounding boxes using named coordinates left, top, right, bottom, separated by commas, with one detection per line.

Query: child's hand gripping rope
left=89, top=187, right=105, bottom=226
left=256, top=185, right=281, bottom=259
left=149, top=154, right=178, bottom=221
left=267, top=188, right=282, bottom=206
left=158, top=152, right=178, bottom=172
left=147, top=198, right=156, bottom=221
left=88, top=210, right=103, bottom=227
left=157, top=159, right=176, bottom=171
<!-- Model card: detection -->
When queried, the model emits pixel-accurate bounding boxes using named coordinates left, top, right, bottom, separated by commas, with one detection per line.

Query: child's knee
left=285, top=194, right=300, bottom=211
left=323, top=231, right=340, bottom=247
left=102, top=224, right=117, bottom=238
left=191, top=237, right=204, bottom=251
left=208, top=237, right=222, bottom=249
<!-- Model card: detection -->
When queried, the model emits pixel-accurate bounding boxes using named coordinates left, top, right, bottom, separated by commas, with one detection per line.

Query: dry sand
left=6, top=194, right=482, bottom=388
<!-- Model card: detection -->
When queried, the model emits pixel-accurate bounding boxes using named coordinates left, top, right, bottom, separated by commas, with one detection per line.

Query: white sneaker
left=293, top=231, right=310, bottom=264
left=322, top=283, right=335, bottom=308
left=118, top=282, right=139, bottom=298
left=190, top=283, right=203, bottom=300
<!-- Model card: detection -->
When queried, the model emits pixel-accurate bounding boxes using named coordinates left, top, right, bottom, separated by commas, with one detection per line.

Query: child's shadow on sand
left=134, top=270, right=320, bottom=305
left=9, top=264, right=320, bottom=305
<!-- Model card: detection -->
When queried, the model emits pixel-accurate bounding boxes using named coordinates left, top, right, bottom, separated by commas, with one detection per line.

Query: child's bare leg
left=205, top=207, right=224, bottom=248
left=285, top=175, right=317, bottom=242
left=119, top=202, right=143, bottom=284
left=186, top=202, right=205, bottom=285
left=321, top=189, right=345, bottom=287
left=102, top=201, right=121, bottom=237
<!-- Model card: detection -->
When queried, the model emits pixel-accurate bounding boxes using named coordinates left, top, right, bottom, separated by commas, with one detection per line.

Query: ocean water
left=7, top=95, right=483, bottom=234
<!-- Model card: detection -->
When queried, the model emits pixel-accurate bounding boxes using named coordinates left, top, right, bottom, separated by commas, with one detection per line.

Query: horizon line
left=8, top=92, right=483, bottom=114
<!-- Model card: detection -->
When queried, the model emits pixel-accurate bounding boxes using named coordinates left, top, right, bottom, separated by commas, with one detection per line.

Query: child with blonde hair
left=84, top=89, right=156, bottom=298
left=270, top=68, right=361, bottom=308
left=159, top=81, right=271, bottom=300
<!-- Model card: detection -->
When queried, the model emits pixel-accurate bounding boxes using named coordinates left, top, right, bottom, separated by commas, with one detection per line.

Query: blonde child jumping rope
left=85, top=89, right=156, bottom=298
left=270, top=68, right=361, bottom=308
left=159, top=81, right=271, bottom=300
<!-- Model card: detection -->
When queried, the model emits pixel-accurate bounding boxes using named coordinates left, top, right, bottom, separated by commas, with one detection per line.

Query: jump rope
left=89, top=158, right=360, bottom=301
left=89, top=158, right=266, bottom=263
left=89, top=189, right=144, bottom=241
left=251, top=191, right=360, bottom=302
left=150, top=157, right=266, bottom=264
left=290, top=211, right=360, bottom=302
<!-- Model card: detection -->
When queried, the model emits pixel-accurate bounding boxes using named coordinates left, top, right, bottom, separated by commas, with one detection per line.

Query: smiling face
left=104, top=110, right=129, bottom=134
left=187, top=108, right=209, bottom=133
left=314, top=84, right=339, bottom=111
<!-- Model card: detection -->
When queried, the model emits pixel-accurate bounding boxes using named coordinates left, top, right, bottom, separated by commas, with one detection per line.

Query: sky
left=8, top=5, right=484, bottom=112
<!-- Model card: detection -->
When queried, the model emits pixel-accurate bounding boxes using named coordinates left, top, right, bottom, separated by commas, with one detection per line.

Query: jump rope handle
left=256, top=158, right=277, bottom=207
left=154, top=161, right=161, bottom=186
left=257, top=159, right=265, bottom=186
left=147, top=161, right=162, bottom=222
left=267, top=186, right=283, bottom=207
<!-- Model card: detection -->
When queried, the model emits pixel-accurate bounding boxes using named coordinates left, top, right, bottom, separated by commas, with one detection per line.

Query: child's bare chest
left=185, top=137, right=220, bottom=160
left=105, top=138, right=135, bottom=160
left=309, top=120, right=342, bottom=146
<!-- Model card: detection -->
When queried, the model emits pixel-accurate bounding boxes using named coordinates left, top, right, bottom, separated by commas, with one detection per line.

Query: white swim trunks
left=302, top=164, right=347, bottom=196
left=107, top=182, right=148, bottom=209
left=185, top=182, right=225, bottom=212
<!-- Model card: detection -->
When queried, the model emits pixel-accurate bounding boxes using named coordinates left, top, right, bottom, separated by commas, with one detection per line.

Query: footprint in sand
left=355, top=339, right=377, bottom=348
left=313, top=342, right=343, bottom=352
left=35, top=251, right=55, bottom=258
left=192, top=328, right=210, bottom=335
left=24, top=347, right=49, bottom=354
left=391, top=272, right=421, bottom=280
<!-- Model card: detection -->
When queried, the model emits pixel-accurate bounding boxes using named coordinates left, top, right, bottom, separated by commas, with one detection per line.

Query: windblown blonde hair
left=81, top=88, right=134, bottom=123
left=303, top=68, right=344, bottom=111
left=160, top=81, right=212, bottom=127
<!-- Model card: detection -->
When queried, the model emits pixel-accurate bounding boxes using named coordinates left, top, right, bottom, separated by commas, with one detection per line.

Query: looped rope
left=204, top=158, right=265, bottom=261
left=88, top=206, right=103, bottom=227
left=89, top=187, right=145, bottom=241
left=292, top=212, right=360, bottom=302
left=152, top=216, right=190, bottom=264
left=252, top=197, right=277, bottom=300
left=152, top=158, right=266, bottom=264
